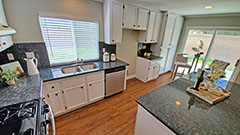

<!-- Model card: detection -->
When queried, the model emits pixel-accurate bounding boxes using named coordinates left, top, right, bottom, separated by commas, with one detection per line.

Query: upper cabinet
left=138, top=11, right=163, bottom=43
left=0, top=0, right=13, bottom=52
left=122, top=4, right=137, bottom=29
left=136, top=8, right=149, bottom=30
left=123, top=4, right=149, bottom=30
left=104, top=0, right=123, bottom=44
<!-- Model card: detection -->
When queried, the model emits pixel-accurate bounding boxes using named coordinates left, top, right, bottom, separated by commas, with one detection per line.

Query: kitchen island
left=135, top=76, right=240, bottom=135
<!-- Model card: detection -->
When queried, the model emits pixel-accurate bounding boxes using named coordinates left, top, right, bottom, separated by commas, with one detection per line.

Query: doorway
left=182, top=27, right=240, bottom=81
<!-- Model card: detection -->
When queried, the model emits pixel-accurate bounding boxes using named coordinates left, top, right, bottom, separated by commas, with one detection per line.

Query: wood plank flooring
left=55, top=72, right=172, bottom=135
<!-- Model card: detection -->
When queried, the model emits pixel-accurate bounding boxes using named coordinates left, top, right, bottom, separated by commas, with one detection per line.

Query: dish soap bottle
left=193, top=70, right=205, bottom=91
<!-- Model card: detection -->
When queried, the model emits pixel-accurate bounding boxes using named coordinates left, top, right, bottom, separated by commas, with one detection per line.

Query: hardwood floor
left=55, top=72, right=172, bottom=135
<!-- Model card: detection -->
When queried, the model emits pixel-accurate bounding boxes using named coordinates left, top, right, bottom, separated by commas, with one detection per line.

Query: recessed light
left=204, top=5, right=213, bottom=9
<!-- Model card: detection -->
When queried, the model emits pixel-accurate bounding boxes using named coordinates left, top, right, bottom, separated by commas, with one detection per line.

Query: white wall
left=2, top=0, right=104, bottom=43
left=117, top=30, right=139, bottom=76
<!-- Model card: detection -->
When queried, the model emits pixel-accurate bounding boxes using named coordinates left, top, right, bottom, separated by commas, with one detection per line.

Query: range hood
left=0, top=24, right=16, bottom=37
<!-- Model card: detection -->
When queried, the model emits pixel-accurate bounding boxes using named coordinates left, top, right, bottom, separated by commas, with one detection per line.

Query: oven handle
left=47, top=104, right=56, bottom=135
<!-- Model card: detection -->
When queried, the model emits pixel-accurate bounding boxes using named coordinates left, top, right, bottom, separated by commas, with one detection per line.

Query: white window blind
left=39, top=17, right=99, bottom=65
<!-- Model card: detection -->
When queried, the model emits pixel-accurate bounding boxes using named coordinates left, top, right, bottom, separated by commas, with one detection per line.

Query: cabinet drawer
left=86, top=71, right=104, bottom=82
left=61, top=75, right=85, bottom=89
left=45, top=82, right=60, bottom=92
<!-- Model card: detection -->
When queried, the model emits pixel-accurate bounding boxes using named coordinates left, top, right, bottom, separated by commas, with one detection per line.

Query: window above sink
left=39, top=17, right=99, bottom=66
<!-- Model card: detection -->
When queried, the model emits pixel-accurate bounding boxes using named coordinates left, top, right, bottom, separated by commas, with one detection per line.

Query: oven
left=40, top=101, right=55, bottom=135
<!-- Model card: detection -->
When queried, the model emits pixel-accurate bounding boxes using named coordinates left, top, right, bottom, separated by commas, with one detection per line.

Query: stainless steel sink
left=61, top=63, right=98, bottom=74
left=61, top=66, right=82, bottom=74
left=80, top=64, right=98, bottom=71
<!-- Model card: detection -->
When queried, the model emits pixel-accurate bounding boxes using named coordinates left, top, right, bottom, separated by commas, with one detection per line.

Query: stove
left=0, top=100, right=39, bottom=135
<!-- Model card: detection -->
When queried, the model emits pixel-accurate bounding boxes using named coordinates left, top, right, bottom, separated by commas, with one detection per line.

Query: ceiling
left=123, top=0, right=240, bottom=16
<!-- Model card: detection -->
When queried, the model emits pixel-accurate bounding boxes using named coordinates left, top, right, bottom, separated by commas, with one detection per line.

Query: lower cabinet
left=43, top=71, right=105, bottom=117
left=47, top=90, right=65, bottom=116
left=62, top=84, right=88, bottom=111
left=87, top=80, right=105, bottom=103
left=136, top=57, right=161, bottom=83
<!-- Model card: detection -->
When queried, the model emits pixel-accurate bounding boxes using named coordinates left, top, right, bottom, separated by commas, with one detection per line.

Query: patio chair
left=204, top=59, right=230, bottom=73
left=171, top=53, right=192, bottom=80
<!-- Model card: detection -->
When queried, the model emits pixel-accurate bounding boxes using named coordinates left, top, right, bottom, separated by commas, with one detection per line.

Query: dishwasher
left=105, top=66, right=126, bottom=97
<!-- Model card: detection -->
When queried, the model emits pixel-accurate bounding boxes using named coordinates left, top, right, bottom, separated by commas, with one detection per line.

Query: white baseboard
left=127, top=74, right=136, bottom=80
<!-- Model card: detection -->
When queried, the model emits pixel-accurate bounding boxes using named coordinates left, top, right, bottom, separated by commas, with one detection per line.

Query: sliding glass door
left=204, top=30, right=240, bottom=80
left=182, top=28, right=240, bottom=80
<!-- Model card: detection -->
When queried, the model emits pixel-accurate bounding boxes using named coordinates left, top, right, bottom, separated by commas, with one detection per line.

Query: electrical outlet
left=102, top=48, right=106, bottom=53
left=26, top=52, right=35, bottom=58
left=7, top=53, right=14, bottom=60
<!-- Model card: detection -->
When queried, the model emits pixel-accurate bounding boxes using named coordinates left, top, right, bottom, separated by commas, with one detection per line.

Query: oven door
left=40, top=104, right=55, bottom=135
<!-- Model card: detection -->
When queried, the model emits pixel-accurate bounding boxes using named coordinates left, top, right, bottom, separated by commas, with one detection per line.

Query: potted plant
left=192, top=40, right=204, bottom=58
left=0, top=70, right=18, bottom=86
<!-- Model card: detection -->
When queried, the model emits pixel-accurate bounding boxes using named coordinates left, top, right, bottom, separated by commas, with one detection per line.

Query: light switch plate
left=25, top=52, right=35, bottom=58
left=7, top=53, right=14, bottom=60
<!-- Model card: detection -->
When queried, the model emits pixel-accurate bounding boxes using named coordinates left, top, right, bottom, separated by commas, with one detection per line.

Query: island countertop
left=136, top=78, right=240, bottom=135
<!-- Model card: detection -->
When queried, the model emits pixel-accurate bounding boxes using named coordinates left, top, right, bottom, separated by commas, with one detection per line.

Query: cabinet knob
left=89, top=84, right=92, bottom=86
left=81, top=86, right=84, bottom=89
left=55, top=93, right=58, bottom=96
left=112, top=40, right=114, bottom=42
left=138, top=25, right=140, bottom=27
left=133, top=25, right=135, bottom=27
left=2, top=42, right=6, bottom=45
left=52, top=86, right=55, bottom=89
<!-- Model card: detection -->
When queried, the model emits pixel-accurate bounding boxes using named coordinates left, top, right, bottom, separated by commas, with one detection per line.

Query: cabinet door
left=162, top=14, right=176, bottom=48
left=136, top=8, right=149, bottom=30
left=164, top=46, right=177, bottom=72
left=123, top=4, right=137, bottom=29
left=111, top=1, right=123, bottom=44
left=62, top=84, right=88, bottom=111
left=47, top=91, right=65, bottom=116
left=146, top=11, right=157, bottom=42
left=152, top=13, right=162, bottom=42
left=88, top=80, right=105, bottom=103
left=153, top=65, right=160, bottom=79
left=147, top=66, right=154, bottom=81
left=170, top=16, right=184, bottom=47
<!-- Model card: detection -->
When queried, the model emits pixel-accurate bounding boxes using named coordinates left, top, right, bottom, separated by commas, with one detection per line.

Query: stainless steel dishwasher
left=105, top=66, right=126, bottom=97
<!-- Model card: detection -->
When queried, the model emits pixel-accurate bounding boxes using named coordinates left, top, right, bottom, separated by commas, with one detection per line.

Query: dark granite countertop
left=40, top=59, right=129, bottom=82
left=0, top=75, right=42, bottom=108
left=136, top=78, right=240, bottom=135
left=139, top=55, right=163, bottom=60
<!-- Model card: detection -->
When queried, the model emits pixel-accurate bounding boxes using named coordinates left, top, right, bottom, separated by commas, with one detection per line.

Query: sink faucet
left=76, top=58, right=83, bottom=65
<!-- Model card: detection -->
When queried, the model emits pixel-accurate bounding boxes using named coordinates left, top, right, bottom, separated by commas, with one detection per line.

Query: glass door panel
left=205, top=30, right=240, bottom=80
left=183, top=30, right=215, bottom=72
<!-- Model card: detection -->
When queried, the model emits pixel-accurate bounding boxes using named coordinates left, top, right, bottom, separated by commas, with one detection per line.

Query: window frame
left=38, top=15, right=100, bottom=66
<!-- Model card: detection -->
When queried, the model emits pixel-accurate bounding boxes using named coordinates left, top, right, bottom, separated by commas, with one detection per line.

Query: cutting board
left=187, top=85, right=230, bottom=105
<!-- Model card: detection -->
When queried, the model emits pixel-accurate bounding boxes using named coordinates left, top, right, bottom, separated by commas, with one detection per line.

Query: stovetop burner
left=0, top=100, right=39, bottom=135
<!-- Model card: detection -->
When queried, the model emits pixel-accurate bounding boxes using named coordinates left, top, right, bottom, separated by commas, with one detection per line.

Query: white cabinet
left=160, top=46, right=177, bottom=74
left=135, top=105, right=176, bottom=135
left=123, top=4, right=137, bottom=29
left=86, top=71, right=105, bottom=103
left=0, top=0, right=13, bottom=52
left=43, top=71, right=105, bottom=117
left=122, top=4, right=149, bottom=30
left=104, top=0, right=123, bottom=44
left=47, top=91, right=65, bottom=116
left=87, top=80, right=104, bottom=103
left=63, top=84, right=88, bottom=111
left=136, top=8, right=149, bottom=30
left=136, top=57, right=161, bottom=83
left=139, top=11, right=162, bottom=43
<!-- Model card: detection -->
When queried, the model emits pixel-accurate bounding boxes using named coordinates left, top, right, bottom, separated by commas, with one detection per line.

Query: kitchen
left=0, top=0, right=240, bottom=135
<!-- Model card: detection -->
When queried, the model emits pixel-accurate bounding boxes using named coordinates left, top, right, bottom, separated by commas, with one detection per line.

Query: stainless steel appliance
left=105, top=66, right=125, bottom=97
left=0, top=99, right=55, bottom=135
